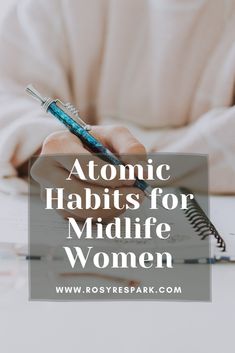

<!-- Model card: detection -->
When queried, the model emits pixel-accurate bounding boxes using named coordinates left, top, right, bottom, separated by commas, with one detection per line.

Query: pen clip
left=56, top=99, right=91, bottom=132
left=26, top=85, right=92, bottom=132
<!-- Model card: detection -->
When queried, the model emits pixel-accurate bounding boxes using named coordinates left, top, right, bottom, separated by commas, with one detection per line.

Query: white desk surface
left=0, top=193, right=234, bottom=353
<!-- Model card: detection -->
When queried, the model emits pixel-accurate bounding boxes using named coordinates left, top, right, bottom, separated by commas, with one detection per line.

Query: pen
left=26, top=85, right=152, bottom=198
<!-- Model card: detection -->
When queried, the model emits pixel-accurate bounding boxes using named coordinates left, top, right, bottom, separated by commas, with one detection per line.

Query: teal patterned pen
left=26, top=85, right=152, bottom=198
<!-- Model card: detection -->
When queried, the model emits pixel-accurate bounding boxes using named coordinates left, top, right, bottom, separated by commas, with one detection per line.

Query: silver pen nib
left=25, top=84, right=47, bottom=105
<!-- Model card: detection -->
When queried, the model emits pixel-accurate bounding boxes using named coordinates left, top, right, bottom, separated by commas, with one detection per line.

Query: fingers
left=41, top=130, right=84, bottom=154
left=31, top=126, right=148, bottom=222
left=42, top=127, right=147, bottom=160
left=90, top=125, right=148, bottom=181
left=101, top=126, right=147, bottom=165
left=39, top=130, right=130, bottom=188
left=105, top=126, right=146, bottom=155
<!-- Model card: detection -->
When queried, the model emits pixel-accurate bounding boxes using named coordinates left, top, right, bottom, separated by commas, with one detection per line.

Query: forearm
left=150, top=108, right=235, bottom=194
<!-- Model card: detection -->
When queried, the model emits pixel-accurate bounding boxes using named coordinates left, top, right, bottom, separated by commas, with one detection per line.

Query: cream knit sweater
left=0, top=0, right=234, bottom=193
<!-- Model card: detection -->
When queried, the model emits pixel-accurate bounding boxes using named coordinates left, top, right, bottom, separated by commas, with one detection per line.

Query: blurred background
left=0, top=1, right=234, bottom=352
left=0, top=0, right=234, bottom=195
left=0, top=0, right=15, bottom=22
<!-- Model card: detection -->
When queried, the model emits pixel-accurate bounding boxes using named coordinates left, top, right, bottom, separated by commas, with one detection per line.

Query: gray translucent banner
left=29, top=153, right=212, bottom=301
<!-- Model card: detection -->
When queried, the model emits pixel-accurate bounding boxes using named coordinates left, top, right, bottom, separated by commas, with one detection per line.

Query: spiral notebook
left=109, top=187, right=234, bottom=264
left=175, top=188, right=229, bottom=263
left=1, top=189, right=234, bottom=263
left=178, top=188, right=235, bottom=263
left=43, top=187, right=231, bottom=264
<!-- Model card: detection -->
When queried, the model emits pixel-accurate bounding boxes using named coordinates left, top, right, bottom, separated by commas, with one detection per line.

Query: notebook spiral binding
left=179, top=188, right=226, bottom=252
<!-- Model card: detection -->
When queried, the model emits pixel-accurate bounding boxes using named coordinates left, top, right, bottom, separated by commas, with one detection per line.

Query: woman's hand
left=31, top=126, right=147, bottom=221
